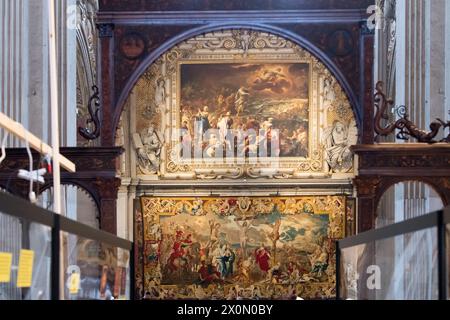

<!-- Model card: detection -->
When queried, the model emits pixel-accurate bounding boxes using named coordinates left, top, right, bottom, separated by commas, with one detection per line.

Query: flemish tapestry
left=141, top=196, right=347, bottom=299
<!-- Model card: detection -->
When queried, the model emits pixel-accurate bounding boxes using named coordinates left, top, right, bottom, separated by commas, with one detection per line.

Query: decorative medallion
left=327, top=30, right=354, bottom=57
left=120, top=33, right=147, bottom=60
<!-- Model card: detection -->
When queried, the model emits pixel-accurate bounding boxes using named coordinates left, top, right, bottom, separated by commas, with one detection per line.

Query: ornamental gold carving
left=126, top=30, right=357, bottom=180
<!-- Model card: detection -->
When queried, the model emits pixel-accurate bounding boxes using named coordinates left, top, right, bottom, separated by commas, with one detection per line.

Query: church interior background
left=0, top=0, right=449, bottom=300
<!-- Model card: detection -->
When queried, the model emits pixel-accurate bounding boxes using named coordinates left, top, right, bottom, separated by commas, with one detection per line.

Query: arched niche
left=372, top=180, right=444, bottom=300
left=112, top=24, right=362, bottom=137
left=115, top=29, right=359, bottom=182
left=376, top=180, right=445, bottom=228
left=39, top=184, right=100, bottom=229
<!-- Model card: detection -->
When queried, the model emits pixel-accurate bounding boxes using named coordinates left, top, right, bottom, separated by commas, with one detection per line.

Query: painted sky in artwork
left=160, top=211, right=328, bottom=252
left=158, top=211, right=329, bottom=285
left=179, top=63, right=310, bottom=158
left=181, top=63, right=309, bottom=100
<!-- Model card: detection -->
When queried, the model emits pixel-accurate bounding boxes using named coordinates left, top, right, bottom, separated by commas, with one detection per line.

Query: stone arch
left=116, top=28, right=359, bottom=180
left=112, top=24, right=361, bottom=138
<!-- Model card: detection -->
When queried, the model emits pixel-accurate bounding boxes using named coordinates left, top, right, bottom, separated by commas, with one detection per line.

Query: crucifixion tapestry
left=140, top=195, right=348, bottom=299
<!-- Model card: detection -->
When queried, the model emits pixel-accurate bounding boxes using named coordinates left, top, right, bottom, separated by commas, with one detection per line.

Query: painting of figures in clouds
left=179, top=63, right=310, bottom=159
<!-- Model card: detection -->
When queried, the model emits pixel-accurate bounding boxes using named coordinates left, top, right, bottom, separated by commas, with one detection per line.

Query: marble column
left=0, top=0, right=77, bottom=147
left=0, top=0, right=29, bottom=147
left=425, top=0, right=446, bottom=133
left=374, top=0, right=398, bottom=225
left=117, top=182, right=129, bottom=240
left=445, top=0, right=450, bottom=123
left=391, top=0, right=448, bottom=220
left=396, top=0, right=446, bottom=136
left=56, top=0, right=77, bottom=147
left=397, top=0, right=427, bottom=129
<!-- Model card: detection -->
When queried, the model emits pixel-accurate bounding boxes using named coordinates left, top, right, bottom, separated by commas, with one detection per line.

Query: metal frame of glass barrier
left=337, top=208, right=450, bottom=300
left=0, top=192, right=134, bottom=300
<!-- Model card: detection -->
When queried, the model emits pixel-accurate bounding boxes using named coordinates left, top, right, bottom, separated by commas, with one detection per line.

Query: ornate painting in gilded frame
left=125, top=30, right=358, bottom=180
left=140, top=196, right=347, bottom=299
left=179, top=62, right=312, bottom=159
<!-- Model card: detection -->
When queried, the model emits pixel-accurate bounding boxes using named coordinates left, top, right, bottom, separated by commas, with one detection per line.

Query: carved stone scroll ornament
left=374, top=81, right=450, bottom=143
left=78, top=85, right=101, bottom=140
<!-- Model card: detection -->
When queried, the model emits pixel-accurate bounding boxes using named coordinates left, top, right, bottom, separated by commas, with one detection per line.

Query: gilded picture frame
left=128, top=29, right=358, bottom=180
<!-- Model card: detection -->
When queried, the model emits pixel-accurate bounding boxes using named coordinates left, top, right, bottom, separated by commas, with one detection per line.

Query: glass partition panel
left=339, top=243, right=371, bottom=300
left=340, top=227, right=438, bottom=300
left=0, top=212, right=52, bottom=300
left=60, top=232, right=130, bottom=300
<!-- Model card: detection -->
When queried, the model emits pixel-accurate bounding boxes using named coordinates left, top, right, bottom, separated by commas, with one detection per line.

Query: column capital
left=360, top=20, right=375, bottom=36
left=97, top=23, right=115, bottom=38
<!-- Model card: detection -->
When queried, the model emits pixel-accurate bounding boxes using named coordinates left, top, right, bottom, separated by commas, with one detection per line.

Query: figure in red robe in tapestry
left=197, top=260, right=223, bottom=286
left=255, top=246, right=271, bottom=273
left=167, top=230, right=192, bottom=272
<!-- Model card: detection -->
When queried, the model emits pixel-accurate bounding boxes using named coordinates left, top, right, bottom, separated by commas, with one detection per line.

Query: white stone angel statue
left=155, top=78, right=166, bottom=109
